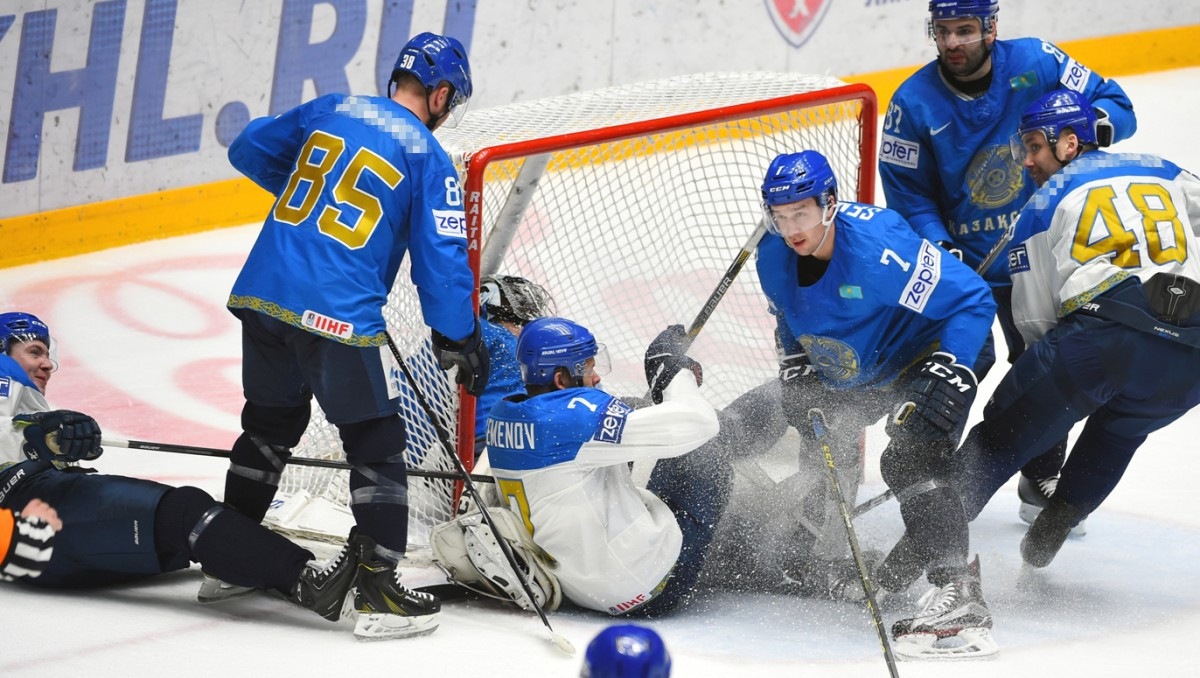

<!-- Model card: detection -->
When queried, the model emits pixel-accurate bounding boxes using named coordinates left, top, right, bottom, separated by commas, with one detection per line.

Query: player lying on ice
left=0, top=312, right=364, bottom=633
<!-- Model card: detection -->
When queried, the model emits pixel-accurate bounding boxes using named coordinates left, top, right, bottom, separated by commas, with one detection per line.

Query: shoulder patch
left=899, top=240, right=942, bottom=313
left=433, top=209, right=467, bottom=239
left=881, top=134, right=920, bottom=170
left=1008, top=243, right=1030, bottom=274
left=1059, top=57, right=1091, bottom=93
left=1009, top=70, right=1038, bottom=90
left=592, top=398, right=633, bottom=444
left=0, top=376, right=9, bottom=399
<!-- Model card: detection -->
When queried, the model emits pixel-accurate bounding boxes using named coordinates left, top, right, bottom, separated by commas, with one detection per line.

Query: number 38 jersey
left=227, top=94, right=474, bottom=346
left=486, top=376, right=718, bottom=614
left=1008, top=152, right=1200, bottom=345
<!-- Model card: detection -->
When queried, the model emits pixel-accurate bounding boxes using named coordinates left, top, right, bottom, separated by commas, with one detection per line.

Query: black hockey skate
left=1021, top=496, right=1089, bottom=568
left=351, top=533, right=440, bottom=641
left=289, top=541, right=359, bottom=622
left=891, top=557, right=997, bottom=660
left=1018, top=475, right=1087, bottom=536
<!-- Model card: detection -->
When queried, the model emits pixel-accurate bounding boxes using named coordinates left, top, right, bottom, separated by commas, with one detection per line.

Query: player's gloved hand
left=0, top=501, right=59, bottom=581
left=779, top=352, right=821, bottom=435
left=1095, top=107, right=1114, bottom=148
left=13, top=410, right=103, bottom=462
left=886, top=352, right=977, bottom=448
left=432, top=320, right=491, bottom=397
left=644, top=324, right=703, bottom=404
left=935, top=240, right=963, bottom=261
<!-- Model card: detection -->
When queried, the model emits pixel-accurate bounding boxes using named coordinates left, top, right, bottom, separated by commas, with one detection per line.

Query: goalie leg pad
left=431, top=508, right=561, bottom=611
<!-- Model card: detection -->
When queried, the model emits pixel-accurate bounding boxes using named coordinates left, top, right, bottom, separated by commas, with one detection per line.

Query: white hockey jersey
left=0, top=354, right=50, bottom=466
left=1007, top=151, right=1200, bottom=345
left=485, top=374, right=719, bottom=614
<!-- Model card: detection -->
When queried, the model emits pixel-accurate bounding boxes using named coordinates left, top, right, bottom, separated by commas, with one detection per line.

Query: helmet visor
left=443, top=88, right=470, bottom=129
left=927, top=18, right=987, bottom=46
left=1009, top=129, right=1048, bottom=166
left=584, top=344, right=612, bottom=379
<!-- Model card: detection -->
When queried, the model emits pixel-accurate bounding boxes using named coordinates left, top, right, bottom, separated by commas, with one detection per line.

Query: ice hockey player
left=472, top=274, right=555, bottom=459
left=219, top=32, right=486, bottom=639
left=880, top=0, right=1137, bottom=527
left=757, top=150, right=998, bottom=658
left=582, top=623, right=672, bottom=678
left=0, top=312, right=358, bottom=623
left=954, top=90, right=1200, bottom=570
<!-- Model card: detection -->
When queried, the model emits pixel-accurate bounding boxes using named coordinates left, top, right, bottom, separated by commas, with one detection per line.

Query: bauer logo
left=899, top=241, right=941, bottom=313
left=593, top=398, right=633, bottom=444
left=765, top=0, right=834, bottom=48
left=880, top=134, right=920, bottom=170
left=301, top=310, right=354, bottom=340
left=1060, top=58, right=1092, bottom=93
left=433, top=209, right=467, bottom=239
left=1008, top=243, right=1030, bottom=274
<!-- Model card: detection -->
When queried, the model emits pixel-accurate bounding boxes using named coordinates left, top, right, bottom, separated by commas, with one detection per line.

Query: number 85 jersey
left=1008, top=151, right=1200, bottom=345
left=226, top=94, right=475, bottom=347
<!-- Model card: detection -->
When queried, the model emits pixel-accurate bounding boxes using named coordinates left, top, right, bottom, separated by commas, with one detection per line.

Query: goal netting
left=265, top=72, right=877, bottom=553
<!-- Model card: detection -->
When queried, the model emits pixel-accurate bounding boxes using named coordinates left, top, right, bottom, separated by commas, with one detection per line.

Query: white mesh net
left=272, top=72, right=874, bottom=549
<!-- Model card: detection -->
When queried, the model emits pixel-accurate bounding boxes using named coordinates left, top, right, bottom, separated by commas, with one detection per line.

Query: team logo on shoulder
left=967, top=145, right=1024, bottom=209
left=799, top=335, right=860, bottom=383
left=900, top=241, right=941, bottom=314
left=302, top=310, right=354, bottom=340
left=881, top=134, right=920, bottom=170
left=0, top=376, right=9, bottom=398
left=433, top=209, right=467, bottom=239
left=593, top=398, right=633, bottom=444
left=765, top=0, right=833, bottom=48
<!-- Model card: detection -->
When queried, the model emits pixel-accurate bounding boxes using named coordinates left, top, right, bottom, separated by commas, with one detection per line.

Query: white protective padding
left=431, top=507, right=562, bottom=612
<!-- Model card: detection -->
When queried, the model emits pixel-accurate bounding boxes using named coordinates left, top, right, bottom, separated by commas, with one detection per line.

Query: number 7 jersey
left=1007, top=151, right=1200, bottom=345
left=226, top=94, right=475, bottom=346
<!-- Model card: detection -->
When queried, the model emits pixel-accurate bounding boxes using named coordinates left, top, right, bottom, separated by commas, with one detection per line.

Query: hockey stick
left=852, top=489, right=895, bottom=519
left=384, top=333, right=576, bottom=656
left=809, top=408, right=901, bottom=678
left=102, top=437, right=497, bottom=484
left=680, top=218, right=769, bottom=352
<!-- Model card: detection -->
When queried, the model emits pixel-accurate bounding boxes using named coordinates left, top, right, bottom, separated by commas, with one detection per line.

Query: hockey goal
left=267, top=72, right=877, bottom=552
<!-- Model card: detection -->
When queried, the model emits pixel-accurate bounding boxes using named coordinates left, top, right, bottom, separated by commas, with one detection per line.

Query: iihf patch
left=1008, top=243, right=1030, bottom=274
left=839, top=285, right=863, bottom=300
left=593, top=398, right=633, bottom=444
left=0, top=377, right=9, bottom=398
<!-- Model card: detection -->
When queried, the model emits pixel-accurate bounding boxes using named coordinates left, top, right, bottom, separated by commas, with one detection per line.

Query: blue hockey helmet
left=581, top=624, right=672, bottom=678
left=391, top=32, right=473, bottom=127
left=761, top=151, right=838, bottom=235
left=1010, top=89, right=1098, bottom=162
left=516, top=317, right=609, bottom=386
left=928, top=0, right=999, bottom=32
left=0, top=311, right=50, bottom=355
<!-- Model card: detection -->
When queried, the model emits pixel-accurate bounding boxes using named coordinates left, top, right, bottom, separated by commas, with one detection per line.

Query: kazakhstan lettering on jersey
left=486, top=389, right=633, bottom=471
left=756, top=202, right=995, bottom=388
left=1006, top=151, right=1200, bottom=343
left=227, top=93, right=475, bottom=346
left=880, top=37, right=1136, bottom=283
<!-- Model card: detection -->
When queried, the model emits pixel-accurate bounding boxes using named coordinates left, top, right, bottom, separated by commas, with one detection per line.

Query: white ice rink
left=3, top=67, right=1200, bottom=677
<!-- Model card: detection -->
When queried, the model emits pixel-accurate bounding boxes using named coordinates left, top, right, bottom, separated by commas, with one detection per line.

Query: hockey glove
left=13, top=410, right=103, bottom=463
left=1095, top=107, right=1115, bottom=148
left=886, top=352, right=977, bottom=447
left=432, top=320, right=491, bottom=397
left=644, top=324, right=703, bottom=404
left=0, top=506, right=58, bottom=581
left=779, top=351, right=821, bottom=435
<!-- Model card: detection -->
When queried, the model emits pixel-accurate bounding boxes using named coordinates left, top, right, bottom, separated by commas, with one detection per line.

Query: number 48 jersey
left=1008, top=152, right=1200, bottom=345
left=227, top=94, right=475, bottom=346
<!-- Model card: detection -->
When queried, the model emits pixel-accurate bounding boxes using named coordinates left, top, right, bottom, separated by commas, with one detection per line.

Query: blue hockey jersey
left=756, top=202, right=995, bottom=388
left=880, top=37, right=1136, bottom=283
left=474, top=318, right=523, bottom=441
left=227, top=94, right=475, bottom=346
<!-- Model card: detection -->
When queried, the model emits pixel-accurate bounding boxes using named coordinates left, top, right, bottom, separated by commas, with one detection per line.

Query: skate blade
left=1018, top=503, right=1088, bottom=536
left=196, top=582, right=257, bottom=604
left=893, top=627, right=999, bottom=661
left=353, top=611, right=439, bottom=641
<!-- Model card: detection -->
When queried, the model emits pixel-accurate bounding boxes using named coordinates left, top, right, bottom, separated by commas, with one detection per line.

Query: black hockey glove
left=779, top=352, right=821, bottom=435
left=644, top=324, right=703, bottom=404
left=13, top=410, right=103, bottom=463
left=886, top=352, right=977, bottom=447
left=935, top=240, right=963, bottom=261
left=432, top=320, right=491, bottom=397
left=1, top=508, right=57, bottom=581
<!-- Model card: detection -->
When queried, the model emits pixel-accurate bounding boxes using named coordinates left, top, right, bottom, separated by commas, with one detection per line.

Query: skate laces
left=1037, top=476, right=1059, bottom=498
left=916, top=581, right=963, bottom=618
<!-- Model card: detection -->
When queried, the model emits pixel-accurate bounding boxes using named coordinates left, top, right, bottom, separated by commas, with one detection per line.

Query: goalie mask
left=582, top=624, right=672, bottom=678
left=390, top=32, right=473, bottom=129
left=516, top=317, right=610, bottom=387
left=1010, top=89, right=1099, bottom=164
left=479, top=275, right=555, bottom=327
